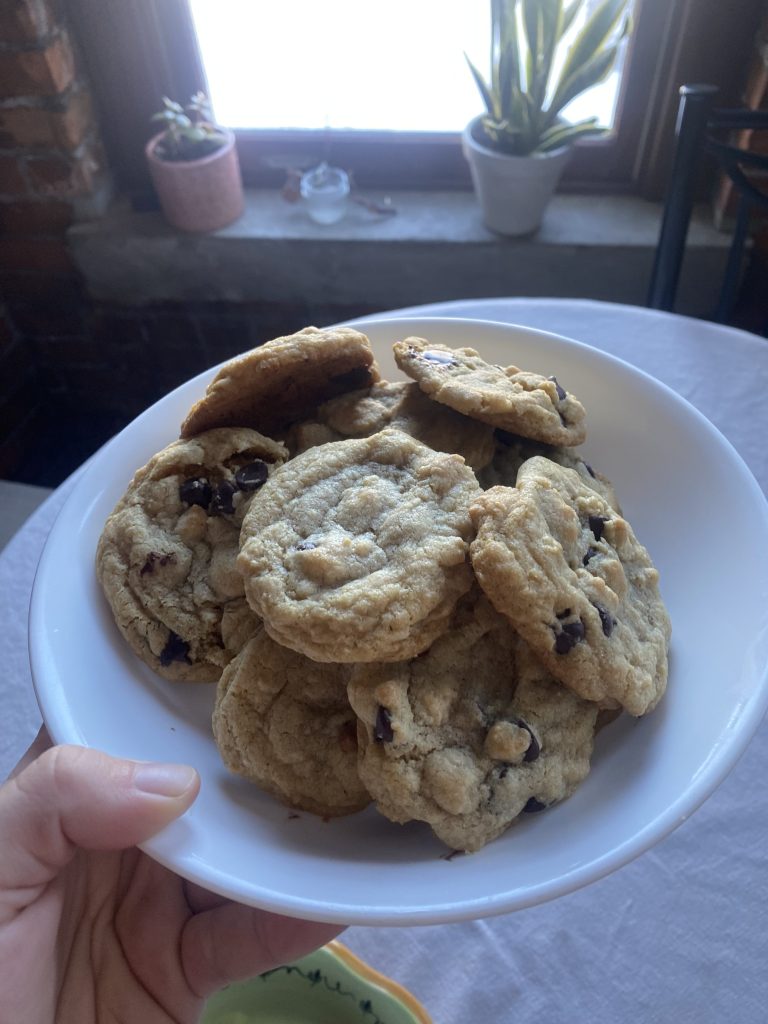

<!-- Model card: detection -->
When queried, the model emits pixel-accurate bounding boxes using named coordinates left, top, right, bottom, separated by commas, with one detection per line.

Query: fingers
left=181, top=902, right=345, bottom=998
left=0, top=744, right=199, bottom=924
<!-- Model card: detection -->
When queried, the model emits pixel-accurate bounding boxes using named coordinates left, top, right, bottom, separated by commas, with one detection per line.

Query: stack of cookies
left=96, top=325, right=671, bottom=853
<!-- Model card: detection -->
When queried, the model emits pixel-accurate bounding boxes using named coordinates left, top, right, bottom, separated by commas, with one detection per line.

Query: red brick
left=0, top=88, right=94, bottom=149
left=0, top=236, right=74, bottom=272
left=0, top=198, right=72, bottom=232
left=0, top=154, right=27, bottom=195
left=0, top=0, right=57, bottom=45
left=0, top=33, right=75, bottom=98
left=26, top=140, right=105, bottom=198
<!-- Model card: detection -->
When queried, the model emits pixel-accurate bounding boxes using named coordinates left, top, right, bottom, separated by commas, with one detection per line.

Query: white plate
left=29, top=316, right=768, bottom=926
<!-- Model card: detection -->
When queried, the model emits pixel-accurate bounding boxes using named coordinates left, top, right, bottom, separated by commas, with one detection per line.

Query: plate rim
left=28, top=314, right=768, bottom=925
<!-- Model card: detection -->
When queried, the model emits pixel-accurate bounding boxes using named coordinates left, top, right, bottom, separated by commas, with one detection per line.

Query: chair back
left=648, top=84, right=768, bottom=322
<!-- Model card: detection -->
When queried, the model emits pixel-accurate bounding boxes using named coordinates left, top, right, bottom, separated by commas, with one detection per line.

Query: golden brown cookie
left=180, top=326, right=379, bottom=438
left=237, top=428, right=481, bottom=663
left=314, top=380, right=495, bottom=471
left=469, top=457, right=670, bottom=716
left=213, top=629, right=369, bottom=817
left=393, top=337, right=586, bottom=446
left=96, top=427, right=287, bottom=681
left=479, top=430, right=621, bottom=511
left=348, top=594, right=598, bottom=852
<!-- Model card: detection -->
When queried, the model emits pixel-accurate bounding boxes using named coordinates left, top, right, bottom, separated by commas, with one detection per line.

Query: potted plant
left=463, top=0, right=630, bottom=236
left=146, top=93, right=244, bottom=232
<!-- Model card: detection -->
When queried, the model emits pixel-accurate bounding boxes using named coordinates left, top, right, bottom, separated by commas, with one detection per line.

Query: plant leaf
left=538, top=115, right=600, bottom=148
left=537, top=119, right=606, bottom=151
left=547, top=43, right=619, bottom=124
left=560, top=0, right=584, bottom=38
left=465, top=53, right=496, bottom=118
left=531, top=0, right=563, bottom=114
left=522, top=0, right=541, bottom=94
left=557, top=0, right=628, bottom=90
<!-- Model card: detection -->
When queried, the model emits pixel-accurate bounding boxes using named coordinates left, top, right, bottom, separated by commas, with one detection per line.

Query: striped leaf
left=547, top=44, right=619, bottom=126
left=557, top=0, right=628, bottom=91
left=465, top=53, right=497, bottom=119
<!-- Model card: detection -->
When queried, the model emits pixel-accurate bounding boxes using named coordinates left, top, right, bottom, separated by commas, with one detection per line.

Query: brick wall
left=0, top=1, right=374, bottom=486
left=0, top=0, right=109, bottom=480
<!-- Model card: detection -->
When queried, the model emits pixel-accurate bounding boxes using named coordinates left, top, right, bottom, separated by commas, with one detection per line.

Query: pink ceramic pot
left=145, top=128, right=245, bottom=232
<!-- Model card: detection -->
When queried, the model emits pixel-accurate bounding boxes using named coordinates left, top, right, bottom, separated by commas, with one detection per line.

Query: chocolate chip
left=554, top=620, right=585, bottom=654
left=159, top=631, right=190, bottom=666
left=556, top=608, right=572, bottom=620
left=373, top=706, right=394, bottom=743
left=296, top=540, right=316, bottom=551
left=583, top=546, right=598, bottom=566
left=547, top=375, right=566, bottom=401
left=140, top=552, right=176, bottom=575
left=179, top=477, right=212, bottom=509
left=235, top=460, right=269, bottom=491
left=210, top=480, right=237, bottom=516
left=497, top=765, right=509, bottom=780
left=594, top=603, right=616, bottom=637
left=589, top=514, right=608, bottom=541
left=583, top=461, right=596, bottom=479
left=515, top=719, right=541, bottom=763
left=563, top=621, right=585, bottom=640
left=523, top=797, right=548, bottom=813
left=421, top=349, right=457, bottom=366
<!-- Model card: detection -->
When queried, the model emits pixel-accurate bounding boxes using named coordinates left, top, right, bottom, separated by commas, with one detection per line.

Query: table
left=2, top=299, right=767, bottom=1024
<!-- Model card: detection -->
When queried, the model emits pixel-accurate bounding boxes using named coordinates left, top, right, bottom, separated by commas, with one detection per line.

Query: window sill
left=68, top=190, right=729, bottom=316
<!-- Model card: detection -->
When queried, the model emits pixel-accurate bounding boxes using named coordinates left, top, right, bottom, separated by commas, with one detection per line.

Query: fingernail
left=133, top=762, right=198, bottom=797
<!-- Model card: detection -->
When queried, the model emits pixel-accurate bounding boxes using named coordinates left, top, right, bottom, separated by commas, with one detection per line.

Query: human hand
left=0, top=730, right=344, bottom=1023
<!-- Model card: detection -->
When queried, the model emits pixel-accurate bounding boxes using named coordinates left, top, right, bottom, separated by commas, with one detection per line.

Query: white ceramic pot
left=462, top=117, right=572, bottom=236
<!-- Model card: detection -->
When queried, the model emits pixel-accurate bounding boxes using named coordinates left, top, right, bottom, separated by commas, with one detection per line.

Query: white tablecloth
left=2, top=299, right=767, bottom=1024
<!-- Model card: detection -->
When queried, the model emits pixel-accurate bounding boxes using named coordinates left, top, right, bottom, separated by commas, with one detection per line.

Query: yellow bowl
left=201, top=940, right=432, bottom=1024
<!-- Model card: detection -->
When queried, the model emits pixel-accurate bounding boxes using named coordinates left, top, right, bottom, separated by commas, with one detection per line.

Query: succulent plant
left=466, top=0, right=631, bottom=156
left=150, top=92, right=227, bottom=162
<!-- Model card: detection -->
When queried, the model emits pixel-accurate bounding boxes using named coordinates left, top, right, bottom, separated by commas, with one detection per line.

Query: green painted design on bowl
left=201, top=944, right=428, bottom=1024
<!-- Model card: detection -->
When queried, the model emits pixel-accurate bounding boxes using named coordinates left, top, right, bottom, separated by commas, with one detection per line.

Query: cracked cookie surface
left=180, top=326, right=379, bottom=439
left=479, top=430, right=621, bottom=511
left=238, top=428, right=481, bottom=663
left=347, top=593, right=597, bottom=851
left=213, top=628, right=369, bottom=816
left=96, top=427, right=287, bottom=681
left=393, top=337, right=586, bottom=446
left=469, top=457, right=670, bottom=716
left=289, top=380, right=494, bottom=472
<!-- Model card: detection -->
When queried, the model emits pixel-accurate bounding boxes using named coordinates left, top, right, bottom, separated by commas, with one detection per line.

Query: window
left=69, top=0, right=768, bottom=199
left=189, top=0, right=627, bottom=134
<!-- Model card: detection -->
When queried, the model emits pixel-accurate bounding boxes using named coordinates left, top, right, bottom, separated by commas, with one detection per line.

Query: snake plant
left=466, top=0, right=631, bottom=156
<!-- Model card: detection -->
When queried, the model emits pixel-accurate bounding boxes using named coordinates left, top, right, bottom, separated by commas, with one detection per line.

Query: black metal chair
left=647, top=83, right=768, bottom=324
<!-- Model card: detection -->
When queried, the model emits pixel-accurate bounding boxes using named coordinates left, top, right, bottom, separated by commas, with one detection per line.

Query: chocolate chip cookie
left=238, top=428, right=481, bottom=663
left=313, top=380, right=495, bottom=471
left=393, top=337, right=586, bottom=446
left=479, top=430, right=621, bottom=511
left=469, top=457, right=670, bottom=716
left=180, top=326, right=379, bottom=439
left=348, top=593, right=598, bottom=852
left=213, top=628, right=369, bottom=817
left=97, top=427, right=287, bottom=681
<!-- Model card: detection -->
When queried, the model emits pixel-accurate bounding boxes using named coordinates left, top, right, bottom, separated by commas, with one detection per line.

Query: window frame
left=69, top=0, right=766, bottom=201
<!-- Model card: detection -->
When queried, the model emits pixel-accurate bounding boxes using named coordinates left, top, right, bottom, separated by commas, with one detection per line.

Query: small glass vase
left=300, top=162, right=350, bottom=225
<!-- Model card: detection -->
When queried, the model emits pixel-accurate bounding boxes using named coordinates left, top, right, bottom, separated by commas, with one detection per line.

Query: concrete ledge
left=68, top=190, right=730, bottom=315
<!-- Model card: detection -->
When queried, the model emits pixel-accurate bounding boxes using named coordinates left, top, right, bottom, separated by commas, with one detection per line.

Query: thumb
left=0, top=744, right=199, bottom=922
